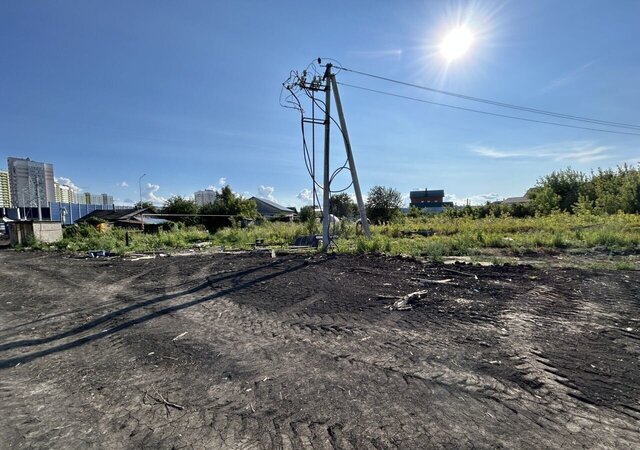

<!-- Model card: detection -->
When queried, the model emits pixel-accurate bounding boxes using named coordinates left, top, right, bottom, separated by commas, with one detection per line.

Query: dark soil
left=1, top=251, right=639, bottom=449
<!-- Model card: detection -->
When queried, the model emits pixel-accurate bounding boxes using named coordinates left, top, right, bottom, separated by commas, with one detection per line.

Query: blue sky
left=1, top=0, right=639, bottom=206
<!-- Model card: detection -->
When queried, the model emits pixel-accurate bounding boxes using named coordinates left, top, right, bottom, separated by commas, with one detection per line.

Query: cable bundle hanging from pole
left=281, top=59, right=371, bottom=252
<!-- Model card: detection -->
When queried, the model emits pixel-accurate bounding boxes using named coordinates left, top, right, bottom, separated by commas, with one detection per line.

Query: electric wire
left=338, top=66, right=640, bottom=131
left=337, top=82, right=640, bottom=137
left=282, top=62, right=365, bottom=225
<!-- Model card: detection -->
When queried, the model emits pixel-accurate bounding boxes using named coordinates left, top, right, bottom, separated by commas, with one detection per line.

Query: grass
left=20, top=213, right=640, bottom=263
left=26, top=224, right=212, bottom=255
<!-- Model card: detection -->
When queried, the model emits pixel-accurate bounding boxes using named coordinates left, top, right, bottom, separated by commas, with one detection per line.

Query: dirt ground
left=1, top=250, right=639, bottom=449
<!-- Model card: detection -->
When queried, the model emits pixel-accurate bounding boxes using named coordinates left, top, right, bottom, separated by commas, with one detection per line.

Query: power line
left=338, top=66, right=640, bottom=131
left=337, top=82, right=640, bottom=137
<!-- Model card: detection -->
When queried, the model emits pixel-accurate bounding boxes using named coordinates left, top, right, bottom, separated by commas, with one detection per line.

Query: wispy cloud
left=117, top=181, right=129, bottom=188
left=538, top=61, right=595, bottom=94
left=219, top=177, right=227, bottom=186
left=347, top=49, right=403, bottom=59
left=470, top=141, right=614, bottom=163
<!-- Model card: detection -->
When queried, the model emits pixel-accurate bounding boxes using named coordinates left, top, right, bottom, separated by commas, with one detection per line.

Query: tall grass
left=42, top=224, right=212, bottom=255
left=27, top=212, right=640, bottom=258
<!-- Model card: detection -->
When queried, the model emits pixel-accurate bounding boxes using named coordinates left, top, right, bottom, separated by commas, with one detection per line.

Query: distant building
left=409, top=188, right=454, bottom=213
left=54, top=182, right=78, bottom=204
left=498, top=196, right=530, bottom=205
left=77, top=208, right=169, bottom=233
left=250, top=197, right=296, bottom=220
left=194, top=189, right=217, bottom=207
left=7, top=157, right=55, bottom=207
left=100, top=193, right=114, bottom=205
left=82, top=192, right=113, bottom=205
left=0, top=170, right=11, bottom=208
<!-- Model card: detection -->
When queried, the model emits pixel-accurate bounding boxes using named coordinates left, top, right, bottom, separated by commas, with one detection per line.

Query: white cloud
left=219, top=177, right=227, bottom=186
left=402, top=193, right=411, bottom=207
left=470, top=141, right=614, bottom=164
left=117, top=181, right=129, bottom=188
left=297, top=188, right=312, bottom=203
left=144, top=183, right=166, bottom=205
left=445, top=193, right=502, bottom=206
left=54, top=176, right=82, bottom=193
left=257, top=185, right=277, bottom=202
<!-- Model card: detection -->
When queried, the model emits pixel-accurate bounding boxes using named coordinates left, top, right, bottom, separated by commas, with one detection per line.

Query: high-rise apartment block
left=54, top=182, right=78, bottom=204
left=194, top=189, right=217, bottom=207
left=7, top=157, right=55, bottom=207
left=0, top=170, right=11, bottom=208
left=81, top=192, right=114, bottom=205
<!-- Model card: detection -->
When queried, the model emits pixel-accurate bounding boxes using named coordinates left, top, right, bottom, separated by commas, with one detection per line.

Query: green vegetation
left=330, top=193, right=357, bottom=219
left=366, top=185, right=403, bottom=224
left=529, top=165, right=640, bottom=215
left=20, top=211, right=640, bottom=264
left=210, top=212, right=640, bottom=260
left=16, top=168, right=640, bottom=268
left=198, top=212, right=638, bottom=259
left=21, top=223, right=211, bottom=255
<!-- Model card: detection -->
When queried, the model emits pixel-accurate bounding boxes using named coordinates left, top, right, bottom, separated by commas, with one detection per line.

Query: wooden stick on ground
left=389, top=290, right=430, bottom=311
left=143, top=387, right=185, bottom=416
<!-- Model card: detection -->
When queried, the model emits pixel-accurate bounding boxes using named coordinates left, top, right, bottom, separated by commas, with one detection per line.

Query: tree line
left=140, top=163, right=640, bottom=232
left=138, top=186, right=258, bottom=231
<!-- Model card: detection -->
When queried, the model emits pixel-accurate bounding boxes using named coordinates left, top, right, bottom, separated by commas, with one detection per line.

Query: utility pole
left=330, top=76, right=370, bottom=238
left=287, top=60, right=370, bottom=252
left=138, top=173, right=146, bottom=208
left=322, top=64, right=332, bottom=251
left=35, top=176, right=42, bottom=221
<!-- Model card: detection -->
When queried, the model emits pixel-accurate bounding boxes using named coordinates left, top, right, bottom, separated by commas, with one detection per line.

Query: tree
left=530, top=186, right=561, bottom=215
left=298, top=205, right=316, bottom=223
left=298, top=205, right=319, bottom=234
left=163, top=196, right=199, bottom=225
left=330, top=193, right=357, bottom=219
left=199, top=186, right=258, bottom=232
left=528, top=168, right=587, bottom=213
left=365, top=186, right=403, bottom=224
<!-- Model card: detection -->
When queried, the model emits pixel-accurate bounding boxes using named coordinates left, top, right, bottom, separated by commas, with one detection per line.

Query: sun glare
left=440, top=27, right=473, bottom=61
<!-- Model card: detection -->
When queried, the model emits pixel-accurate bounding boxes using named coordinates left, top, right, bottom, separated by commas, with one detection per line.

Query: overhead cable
left=338, top=66, right=640, bottom=131
left=337, top=82, right=640, bottom=137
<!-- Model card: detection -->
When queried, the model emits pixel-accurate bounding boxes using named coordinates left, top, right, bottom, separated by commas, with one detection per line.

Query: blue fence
left=2, top=203, right=131, bottom=225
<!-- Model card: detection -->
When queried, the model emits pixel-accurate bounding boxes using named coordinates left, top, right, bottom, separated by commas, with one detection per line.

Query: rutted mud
left=1, top=251, right=638, bottom=448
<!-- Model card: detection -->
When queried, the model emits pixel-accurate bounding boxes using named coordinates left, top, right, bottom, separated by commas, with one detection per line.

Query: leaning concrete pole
left=330, top=75, right=370, bottom=238
left=322, top=64, right=332, bottom=252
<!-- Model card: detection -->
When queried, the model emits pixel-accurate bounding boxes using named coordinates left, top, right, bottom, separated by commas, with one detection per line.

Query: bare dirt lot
left=1, top=250, right=639, bottom=449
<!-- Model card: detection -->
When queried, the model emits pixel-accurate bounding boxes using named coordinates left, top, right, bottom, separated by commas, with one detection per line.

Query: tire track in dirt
left=2, top=252, right=640, bottom=448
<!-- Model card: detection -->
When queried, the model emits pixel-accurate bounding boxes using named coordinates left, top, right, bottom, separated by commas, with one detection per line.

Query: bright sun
left=440, top=27, right=473, bottom=61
